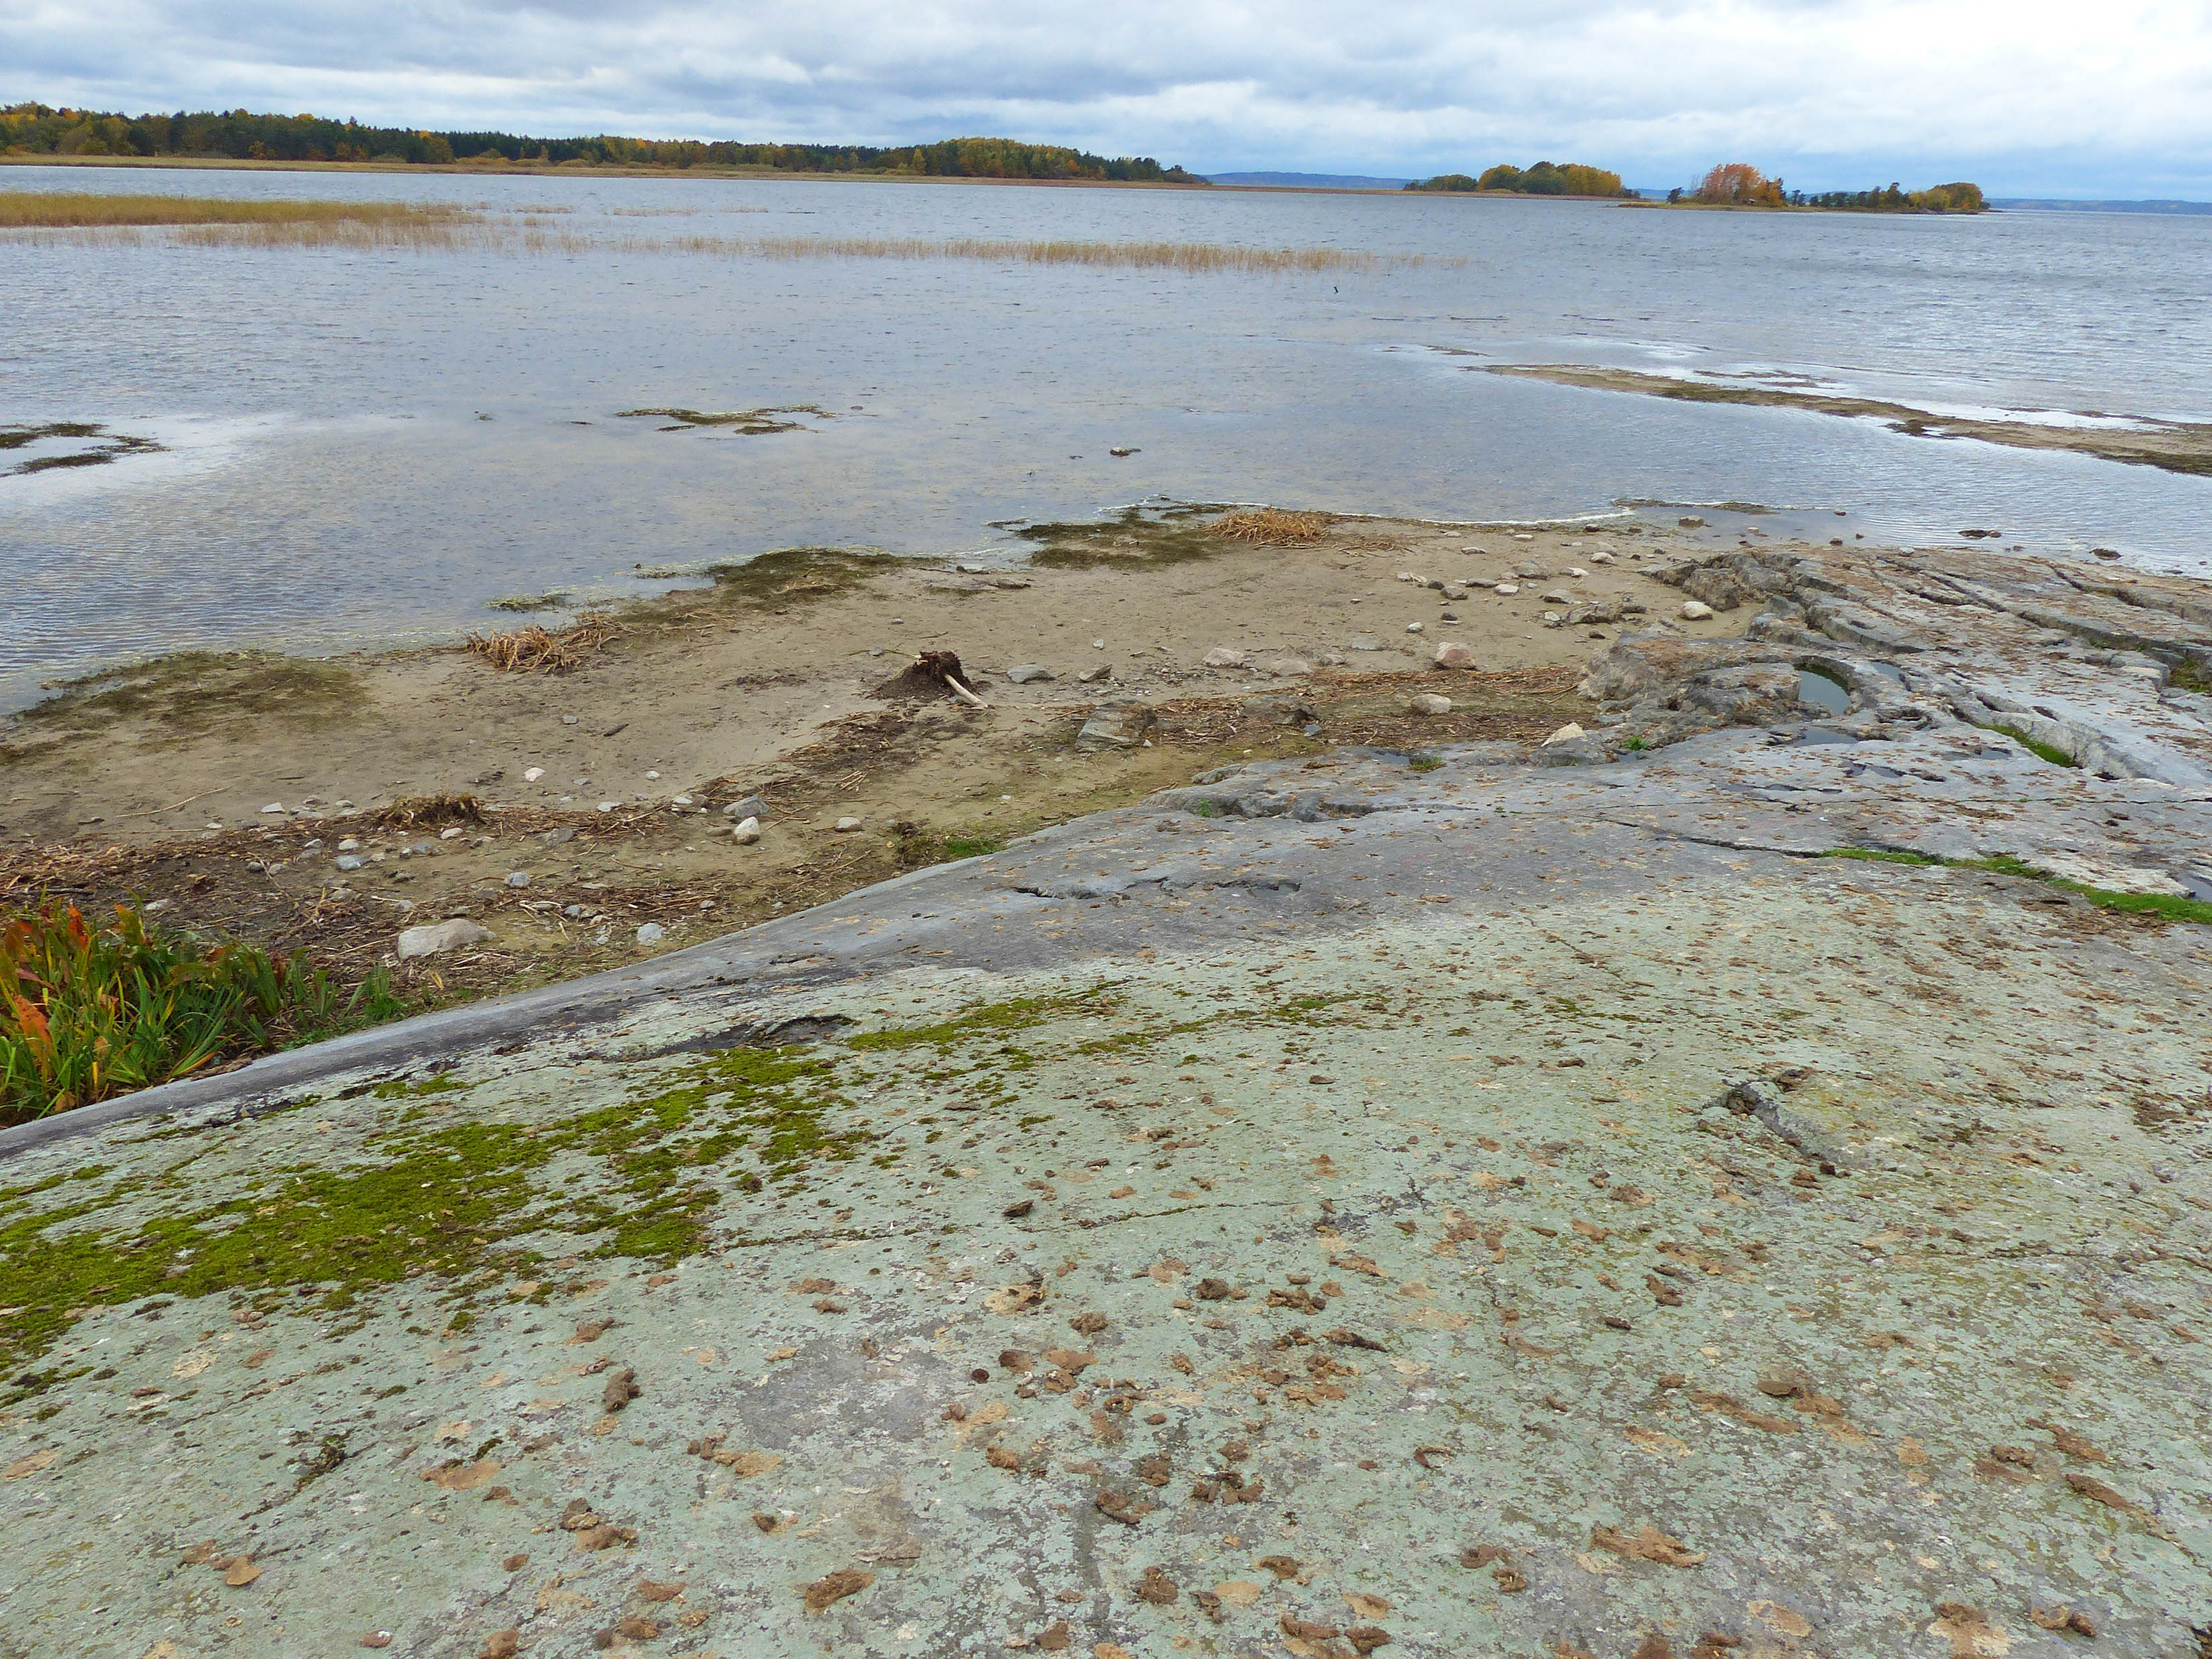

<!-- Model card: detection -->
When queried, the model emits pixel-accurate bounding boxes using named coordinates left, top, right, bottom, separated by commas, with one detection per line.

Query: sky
left=7, top=0, right=2212, bottom=197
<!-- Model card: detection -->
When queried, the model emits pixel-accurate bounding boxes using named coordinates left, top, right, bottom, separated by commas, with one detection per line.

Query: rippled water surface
left=5, top=165, right=2210, bottom=706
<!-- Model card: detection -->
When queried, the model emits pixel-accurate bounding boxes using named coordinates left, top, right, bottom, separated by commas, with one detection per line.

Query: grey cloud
left=6, top=0, right=2209, bottom=194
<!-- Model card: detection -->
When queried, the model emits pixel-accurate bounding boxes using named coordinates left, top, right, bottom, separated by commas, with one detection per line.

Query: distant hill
left=1205, top=171, right=1412, bottom=189
left=1991, top=198, right=2212, bottom=214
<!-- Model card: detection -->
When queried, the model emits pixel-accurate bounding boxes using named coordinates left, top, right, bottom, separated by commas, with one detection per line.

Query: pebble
left=1591, top=550, right=1616, bottom=563
left=1409, top=693, right=1453, bottom=716
left=506, top=871, right=530, bottom=887
left=636, top=923, right=665, bottom=945
left=834, top=816, right=864, bottom=832
left=1203, top=647, right=1247, bottom=668
left=1568, top=567, right=1587, bottom=579
left=336, top=855, right=366, bottom=872
left=1494, top=583, right=1518, bottom=595
left=1347, top=635, right=1383, bottom=652
left=1078, top=665, right=1113, bottom=684
left=524, top=767, right=544, bottom=782
left=1405, top=621, right=1425, bottom=634
left=731, top=816, right=762, bottom=845
left=1543, top=589, right=1573, bottom=605
left=723, top=795, right=768, bottom=820
left=597, top=801, right=620, bottom=812
left=337, top=838, right=361, bottom=851
left=439, top=826, right=465, bottom=840
left=1682, top=601, right=1715, bottom=620
left=262, top=803, right=284, bottom=814
left=1541, top=722, right=1587, bottom=745
left=396, top=918, right=494, bottom=961
left=564, top=904, right=587, bottom=918
left=1006, top=665, right=1055, bottom=684
left=1433, top=641, right=1475, bottom=668
left=561, top=715, right=579, bottom=725
left=645, top=769, right=660, bottom=780
left=672, top=794, right=693, bottom=806
left=1267, top=658, right=1315, bottom=676
left=1092, top=639, right=1106, bottom=650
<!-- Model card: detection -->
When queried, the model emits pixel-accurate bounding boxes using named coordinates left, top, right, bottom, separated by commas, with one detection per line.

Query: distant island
left=1406, top=161, right=1634, bottom=199
left=1662, top=163, right=1985, bottom=212
left=0, top=101, right=1201, bottom=183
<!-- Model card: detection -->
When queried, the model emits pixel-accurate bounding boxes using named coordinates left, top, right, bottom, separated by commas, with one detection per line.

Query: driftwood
left=875, top=650, right=989, bottom=707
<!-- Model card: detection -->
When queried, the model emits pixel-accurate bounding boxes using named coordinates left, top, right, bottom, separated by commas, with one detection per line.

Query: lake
left=5, top=163, right=2209, bottom=708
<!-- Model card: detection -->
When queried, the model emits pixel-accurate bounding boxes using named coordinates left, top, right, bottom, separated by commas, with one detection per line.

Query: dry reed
left=1214, top=508, right=1333, bottom=545
left=0, top=192, right=476, bottom=231
left=464, top=611, right=617, bottom=675
left=3, top=195, right=1443, bottom=274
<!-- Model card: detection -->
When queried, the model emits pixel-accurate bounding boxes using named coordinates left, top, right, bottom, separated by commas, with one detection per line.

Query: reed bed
left=3, top=194, right=1441, bottom=274
left=0, top=191, right=476, bottom=230
left=1214, top=507, right=1334, bottom=545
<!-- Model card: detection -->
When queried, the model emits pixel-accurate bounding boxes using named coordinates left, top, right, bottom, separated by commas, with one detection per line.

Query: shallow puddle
left=1797, top=666, right=1852, bottom=713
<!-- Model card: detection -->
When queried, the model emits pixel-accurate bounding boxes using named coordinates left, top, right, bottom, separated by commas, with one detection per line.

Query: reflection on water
left=3, top=165, right=2209, bottom=707
left=1796, top=668, right=1853, bottom=714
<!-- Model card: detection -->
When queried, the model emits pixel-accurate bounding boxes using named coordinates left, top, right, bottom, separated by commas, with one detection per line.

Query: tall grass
left=3, top=194, right=1443, bottom=274
left=0, top=191, right=476, bottom=230
left=1, top=899, right=405, bottom=1123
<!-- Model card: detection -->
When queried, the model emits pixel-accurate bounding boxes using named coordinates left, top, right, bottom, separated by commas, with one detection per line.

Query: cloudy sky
left=9, top=0, right=2211, bottom=196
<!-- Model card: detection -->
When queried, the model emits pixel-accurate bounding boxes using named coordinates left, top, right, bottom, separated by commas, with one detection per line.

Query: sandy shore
left=1, top=509, right=1718, bottom=1003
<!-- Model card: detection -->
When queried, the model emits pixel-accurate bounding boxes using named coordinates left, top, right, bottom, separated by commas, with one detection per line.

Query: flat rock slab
left=4, top=730, right=2210, bottom=1658
left=3, top=543, right=2210, bottom=1658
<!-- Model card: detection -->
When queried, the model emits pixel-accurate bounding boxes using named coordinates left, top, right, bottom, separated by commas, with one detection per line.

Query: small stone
left=1347, top=635, right=1384, bottom=652
left=336, top=855, right=366, bottom=872
left=636, top=923, right=666, bottom=945
left=1494, top=583, right=1518, bottom=595
left=597, top=801, right=620, bottom=812
left=523, top=767, right=545, bottom=782
left=1540, top=722, right=1587, bottom=745
left=645, top=769, right=660, bottom=779
left=396, top=918, right=496, bottom=961
left=672, top=795, right=692, bottom=806
left=505, top=871, right=530, bottom=888
left=1433, top=642, right=1474, bottom=669
left=1542, top=589, right=1573, bottom=605
left=563, top=904, right=587, bottom=918
left=1568, top=567, right=1587, bottom=577
left=1405, top=621, right=1425, bottom=634
left=561, top=714, right=580, bottom=725
left=336, top=838, right=361, bottom=850
left=731, top=817, right=762, bottom=844
left=1591, top=550, right=1616, bottom=563
left=1078, top=665, right=1113, bottom=683
left=1442, top=583, right=1468, bottom=600
left=722, top=795, right=768, bottom=819
left=1409, top=694, right=1452, bottom=716
left=1268, top=658, right=1314, bottom=676
left=834, top=816, right=864, bottom=832
left=439, top=826, right=465, bottom=840
left=1681, top=601, right=1714, bottom=620
left=1203, top=647, right=1247, bottom=668
left=262, top=803, right=284, bottom=814
left=1006, top=665, right=1056, bottom=684
left=1092, top=638, right=1106, bottom=650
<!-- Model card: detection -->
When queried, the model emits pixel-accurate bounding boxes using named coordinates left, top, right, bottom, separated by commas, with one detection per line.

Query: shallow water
left=4, top=166, right=2210, bottom=707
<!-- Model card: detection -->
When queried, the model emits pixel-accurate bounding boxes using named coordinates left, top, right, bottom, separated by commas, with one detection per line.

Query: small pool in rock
left=1797, top=667, right=1853, bottom=714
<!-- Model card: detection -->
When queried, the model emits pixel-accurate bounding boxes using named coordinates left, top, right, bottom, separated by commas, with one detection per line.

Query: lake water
left=5, top=164, right=2210, bottom=708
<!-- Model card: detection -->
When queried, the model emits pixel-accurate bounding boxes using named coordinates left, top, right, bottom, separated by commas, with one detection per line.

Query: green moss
left=847, top=989, right=1120, bottom=1052
left=0, top=1044, right=865, bottom=1373
left=1821, top=848, right=2212, bottom=925
left=1979, top=722, right=2077, bottom=767
left=1408, top=755, right=1445, bottom=772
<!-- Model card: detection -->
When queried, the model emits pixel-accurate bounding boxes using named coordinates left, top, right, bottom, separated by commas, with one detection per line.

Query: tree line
left=0, top=103, right=1201, bottom=183
left=1672, top=163, right=1985, bottom=212
left=1406, top=161, right=1633, bottom=198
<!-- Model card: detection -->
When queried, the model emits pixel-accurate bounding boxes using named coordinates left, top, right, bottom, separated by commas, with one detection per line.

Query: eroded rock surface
left=1, top=547, right=2207, bottom=1659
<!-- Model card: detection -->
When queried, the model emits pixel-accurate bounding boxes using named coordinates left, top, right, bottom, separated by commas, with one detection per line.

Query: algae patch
left=618, top=406, right=828, bottom=436
left=1, top=421, right=163, bottom=476
left=13, top=650, right=359, bottom=740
